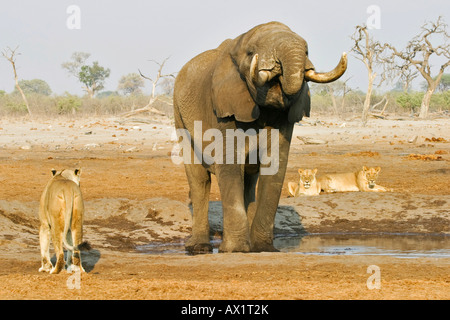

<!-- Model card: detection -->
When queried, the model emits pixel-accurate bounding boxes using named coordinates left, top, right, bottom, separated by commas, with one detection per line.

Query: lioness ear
left=51, top=169, right=57, bottom=176
left=211, top=42, right=260, bottom=123
left=313, top=168, right=318, bottom=175
left=375, top=167, right=381, bottom=173
left=362, top=166, right=368, bottom=171
left=298, top=169, right=304, bottom=174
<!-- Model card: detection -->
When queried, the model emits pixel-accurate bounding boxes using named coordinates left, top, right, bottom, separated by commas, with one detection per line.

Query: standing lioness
left=318, top=166, right=392, bottom=193
left=39, top=169, right=89, bottom=274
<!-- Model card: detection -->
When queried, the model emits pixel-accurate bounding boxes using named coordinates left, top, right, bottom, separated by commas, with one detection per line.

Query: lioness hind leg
left=50, top=231, right=65, bottom=274
left=69, top=229, right=85, bottom=273
left=65, top=229, right=74, bottom=271
left=39, top=224, right=52, bottom=273
left=50, top=253, right=65, bottom=274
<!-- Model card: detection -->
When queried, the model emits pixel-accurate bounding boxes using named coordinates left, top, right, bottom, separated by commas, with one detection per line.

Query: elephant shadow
left=190, top=201, right=306, bottom=247
left=50, top=248, right=101, bottom=273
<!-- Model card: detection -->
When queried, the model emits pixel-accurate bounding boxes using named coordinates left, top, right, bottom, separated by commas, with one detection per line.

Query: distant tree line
left=309, top=80, right=449, bottom=117
left=1, top=17, right=448, bottom=120
left=0, top=48, right=176, bottom=116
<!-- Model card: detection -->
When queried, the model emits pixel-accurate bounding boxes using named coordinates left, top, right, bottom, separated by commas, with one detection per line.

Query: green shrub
left=5, top=101, right=27, bottom=113
left=395, top=92, right=424, bottom=113
left=430, top=91, right=450, bottom=111
left=0, top=94, right=27, bottom=115
left=55, top=93, right=82, bottom=114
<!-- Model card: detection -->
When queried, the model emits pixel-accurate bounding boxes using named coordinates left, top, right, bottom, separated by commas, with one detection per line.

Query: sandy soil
left=0, top=114, right=449, bottom=300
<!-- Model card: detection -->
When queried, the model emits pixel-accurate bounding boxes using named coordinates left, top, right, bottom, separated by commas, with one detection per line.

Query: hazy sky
left=0, top=0, right=448, bottom=95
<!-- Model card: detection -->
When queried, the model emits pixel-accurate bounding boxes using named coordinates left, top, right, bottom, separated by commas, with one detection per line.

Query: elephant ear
left=211, top=52, right=260, bottom=122
left=288, top=81, right=310, bottom=124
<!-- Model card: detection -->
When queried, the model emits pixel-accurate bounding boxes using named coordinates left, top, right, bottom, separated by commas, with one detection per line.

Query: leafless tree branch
left=122, top=57, right=177, bottom=118
left=350, top=25, right=390, bottom=125
left=1, top=46, right=32, bottom=115
left=138, top=56, right=177, bottom=99
left=384, top=16, right=450, bottom=118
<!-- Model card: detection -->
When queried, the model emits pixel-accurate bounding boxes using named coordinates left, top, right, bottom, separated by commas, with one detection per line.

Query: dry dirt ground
left=0, top=114, right=449, bottom=300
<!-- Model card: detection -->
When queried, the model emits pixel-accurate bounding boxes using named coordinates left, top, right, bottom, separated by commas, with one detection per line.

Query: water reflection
left=275, top=234, right=450, bottom=258
left=136, top=234, right=450, bottom=258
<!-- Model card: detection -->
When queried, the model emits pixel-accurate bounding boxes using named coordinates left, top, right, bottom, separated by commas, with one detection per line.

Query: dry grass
left=0, top=94, right=172, bottom=117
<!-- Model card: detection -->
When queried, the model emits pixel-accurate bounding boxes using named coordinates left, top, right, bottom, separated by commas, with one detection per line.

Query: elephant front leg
left=217, top=165, right=250, bottom=253
left=250, top=126, right=293, bottom=252
left=184, top=164, right=213, bottom=254
left=250, top=173, right=286, bottom=252
left=244, top=170, right=259, bottom=228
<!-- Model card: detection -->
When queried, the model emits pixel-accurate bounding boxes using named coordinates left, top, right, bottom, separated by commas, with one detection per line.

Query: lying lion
left=288, top=168, right=321, bottom=197
left=39, top=169, right=90, bottom=274
left=318, top=166, right=392, bottom=193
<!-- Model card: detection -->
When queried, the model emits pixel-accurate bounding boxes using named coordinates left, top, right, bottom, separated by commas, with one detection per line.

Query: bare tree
left=386, top=16, right=450, bottom=118
left=122, top=57, right=176, bottom=117
left=326, top=78, right=352, bottom=118
left=1, top=46, right=31, bottom=115
left=397, top=65, right=419, bottom=93
left=350, top=25, right=389, bottom=125
left=371, top=95, right=389, bottom=116
left=326, top=84, right=340, bottom=117
left=138, top=57, right=176, bottom=101
left=340, top=78, right=353, bottom=114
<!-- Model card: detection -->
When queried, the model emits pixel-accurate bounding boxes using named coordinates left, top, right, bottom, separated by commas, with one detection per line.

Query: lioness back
left=318, top=172, right=359, bottom=193
left=45, top=178, right=84, bottom=222
left=318, top=166, right=391, bottom=193
left=39, top=169, right=88, bottom=274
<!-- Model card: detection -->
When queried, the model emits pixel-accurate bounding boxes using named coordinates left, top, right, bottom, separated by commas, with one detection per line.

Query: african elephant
left=173, top=21, right=347, bottom=253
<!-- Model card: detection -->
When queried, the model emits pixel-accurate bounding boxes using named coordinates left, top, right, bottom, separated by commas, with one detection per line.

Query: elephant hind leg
left=184, top=164, right=212, bottom=254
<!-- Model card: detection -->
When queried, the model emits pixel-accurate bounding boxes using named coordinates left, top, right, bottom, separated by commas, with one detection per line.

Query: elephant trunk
left=276, top=38, right=306, bottom=96
left=250, top=33, right=348, bottom=95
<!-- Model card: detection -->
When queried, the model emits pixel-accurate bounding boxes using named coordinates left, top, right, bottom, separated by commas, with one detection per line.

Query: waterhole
left=137, top=233, right=450, bottom=258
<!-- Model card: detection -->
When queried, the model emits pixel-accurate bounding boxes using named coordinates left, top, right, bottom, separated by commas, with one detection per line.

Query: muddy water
left=275, top=234, right=450, bottom=258
left=137, top=233, right=450, bottom=258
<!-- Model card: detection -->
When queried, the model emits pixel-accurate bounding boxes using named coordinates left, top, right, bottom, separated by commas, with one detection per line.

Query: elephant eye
left=247, top=50, right=254, bottom=56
